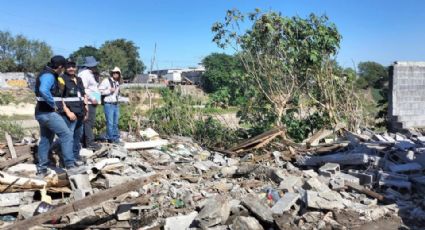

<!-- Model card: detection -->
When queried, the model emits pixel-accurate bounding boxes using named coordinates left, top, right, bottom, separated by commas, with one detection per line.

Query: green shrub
left=148, top=88, right=238, bottom=148
left=94, top=104, right=138, bottom=135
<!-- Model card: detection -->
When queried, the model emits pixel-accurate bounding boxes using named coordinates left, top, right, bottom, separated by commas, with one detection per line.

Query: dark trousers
left=84, top=104, right=97, bottom=147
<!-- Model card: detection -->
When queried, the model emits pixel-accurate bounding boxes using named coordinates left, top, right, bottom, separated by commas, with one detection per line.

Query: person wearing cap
left=99, top=67, right=122, bottom=143
left=58, top=58, right=88, bottom=165
left=78, top=56, right=102, bottom=150
left=35, top=55, right=76, bottom=177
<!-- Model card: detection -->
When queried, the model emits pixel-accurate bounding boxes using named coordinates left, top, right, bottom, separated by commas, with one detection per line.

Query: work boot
left=87, top=142, right=102, bottom=151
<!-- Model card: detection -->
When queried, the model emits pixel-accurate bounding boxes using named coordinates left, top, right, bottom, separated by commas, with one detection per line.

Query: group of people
left=35, top=55, right=122, bottom=176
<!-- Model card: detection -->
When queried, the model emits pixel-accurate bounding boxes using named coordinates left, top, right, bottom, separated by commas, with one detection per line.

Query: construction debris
left=0, top=128, right=424, bottom=229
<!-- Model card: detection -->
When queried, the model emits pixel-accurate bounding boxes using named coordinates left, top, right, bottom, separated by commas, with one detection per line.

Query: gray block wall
left=389, top=62, right=425, bottom=129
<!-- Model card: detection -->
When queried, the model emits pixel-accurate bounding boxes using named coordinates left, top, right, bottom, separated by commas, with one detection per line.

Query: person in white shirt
left=77, top=56, right=101, bottom=150
left=99, top=66, right=121, bottom=143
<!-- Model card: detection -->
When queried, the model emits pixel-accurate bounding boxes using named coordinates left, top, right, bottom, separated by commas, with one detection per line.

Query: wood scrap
left=229, top=127, right=284, bottom=153
left=5, top=132, right=17, bottom=159
left=345, top=181, right=384, bottom=201
left=0, top=153, right=34, bottom=169
left=4, top=172, right=161, bottom=230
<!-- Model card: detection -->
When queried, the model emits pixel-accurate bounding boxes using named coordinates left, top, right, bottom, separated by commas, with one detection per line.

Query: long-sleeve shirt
left=38, top=73, right=57, bottom=109
left=99, top=77, right=120, bottom=103
left=78, top=69, right=100, bottom=104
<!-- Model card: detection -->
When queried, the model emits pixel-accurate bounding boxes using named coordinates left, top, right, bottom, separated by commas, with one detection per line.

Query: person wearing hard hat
left=99, top=67, right=122, bottom=143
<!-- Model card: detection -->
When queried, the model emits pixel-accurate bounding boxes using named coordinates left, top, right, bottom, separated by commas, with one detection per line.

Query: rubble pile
left=0, top=128, right=424, bottom=229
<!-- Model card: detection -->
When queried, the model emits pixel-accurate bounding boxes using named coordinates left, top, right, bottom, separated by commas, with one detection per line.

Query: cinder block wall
left=389, top=62, right=425, bottom=129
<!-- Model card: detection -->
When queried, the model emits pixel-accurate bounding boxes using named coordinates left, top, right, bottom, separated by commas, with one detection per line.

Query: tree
left=99, top=39, right=145, bottom=80
left=0, top=31, right=17, bottom=72
left=0, top=31, right=52, bottom=73
left=69, top=46, right=100, bottom=66
left=212, top=9, right=364, bottom=139
left=356, top=61, right=388, bottom=89
left=99, top=44, right=129, bottom=77
left=202, top=53, right=245, bottom=106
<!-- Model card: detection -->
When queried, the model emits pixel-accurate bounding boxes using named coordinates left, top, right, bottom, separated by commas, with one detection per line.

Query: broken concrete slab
left=302, top=169, right=319, bottom=178
left=6, top=163, right=37, bottom=177
left=232, top=216, right=264, bottom=230
left=109, top=147, right=128, bottom=160
left=0, top=192, right=34, bottom=208
left=124, top=139, right=168, bottom=150
left=242, top=194, right=274, bottom=223
left=306, top=190, right=345, bottom=210
left=164, top=211, right=198, bottom=230
left=271, top=192, right=300, bottom=214
left=79, top=148, right=94, bottom=158
left=305, top=177, right=331, bottom=192
left=297, top=153, right=380, bottom=166
left=104, top=174, right=132, bottom=188
left=18, top=201, right=42, bottom=219
left=139, top=128, right=160, bottom=140
left=196, top=196, right=230, bottom=228
left=278, top=176, right=301, bottom=192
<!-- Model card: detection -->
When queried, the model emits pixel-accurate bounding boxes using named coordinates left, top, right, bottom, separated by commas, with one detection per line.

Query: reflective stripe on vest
left=36, top=97, right=82, bottom=102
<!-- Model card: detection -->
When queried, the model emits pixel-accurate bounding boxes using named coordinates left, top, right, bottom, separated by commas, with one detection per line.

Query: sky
left=0, top=0, right=424, bottom=70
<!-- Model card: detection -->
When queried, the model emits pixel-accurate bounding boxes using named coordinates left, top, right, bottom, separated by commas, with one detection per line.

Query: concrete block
left=335, top=172, right=361, bottom=185
left=271, top=192, right=300, bottom=214
left=318, top=163, right=340, bottom=177
left=116, top=203, right=135, bottom=221
left=347, top=170, right=374, bottom=185
left=69, top=174, right=93, bottom=200
left=329, top=177, right=345, bottom=190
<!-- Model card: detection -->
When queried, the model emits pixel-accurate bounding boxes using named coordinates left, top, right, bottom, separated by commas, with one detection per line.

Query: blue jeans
left=61, top=115, right=84, bottom=160
left=104, top=103, right=120, bottom=142
left=35, top=112, right=74, bottom=172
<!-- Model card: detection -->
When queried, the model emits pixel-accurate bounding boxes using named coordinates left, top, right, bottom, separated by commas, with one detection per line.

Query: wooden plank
left=0, top=153, right=33, bottom=170
left=5, top=173, right=160, bottom=230
left=5, top=132, right=17, bottom=159
left=229, top=127, right=284, bottom=152
left=346, top=181, right=384, bottom=201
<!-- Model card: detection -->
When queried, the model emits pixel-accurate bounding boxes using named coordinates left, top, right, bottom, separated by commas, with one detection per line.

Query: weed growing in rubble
left=148, top=88, right=238, bottom=148
left=0, top=120, right=24, bottom=140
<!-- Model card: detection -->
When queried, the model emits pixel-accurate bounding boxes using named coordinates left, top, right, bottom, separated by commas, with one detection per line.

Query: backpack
left=101, top=77, right=115, bottom=104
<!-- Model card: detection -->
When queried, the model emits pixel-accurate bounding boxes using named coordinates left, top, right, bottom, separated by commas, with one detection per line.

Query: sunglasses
left=66, top=65, right=76, bottom=69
